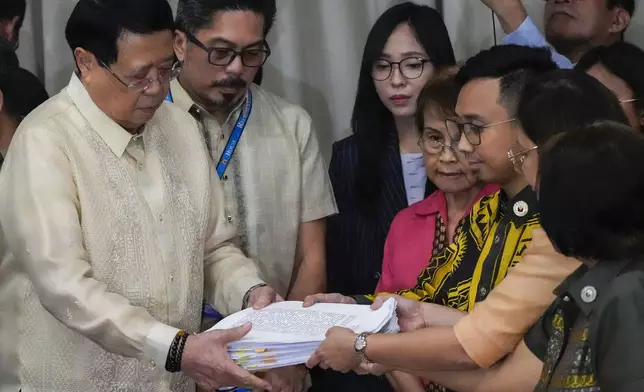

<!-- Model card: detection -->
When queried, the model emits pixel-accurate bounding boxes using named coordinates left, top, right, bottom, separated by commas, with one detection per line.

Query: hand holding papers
left=207, top=298, right=400, bottom=371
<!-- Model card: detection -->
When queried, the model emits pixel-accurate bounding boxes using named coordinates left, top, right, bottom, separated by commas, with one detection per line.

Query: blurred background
left=17, top=0, right=644, bottom=159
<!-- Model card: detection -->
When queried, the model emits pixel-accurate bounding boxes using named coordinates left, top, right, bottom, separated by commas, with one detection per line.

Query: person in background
left=377, top=68, right=498, bottom=392
left=0, top=0, right=279, bottom=391
left=173, top=0, right=336, bottom=302
left=0, top=0, right=25, bottom=50
left=318, top=3, right=455, bottom=391
left=0, top=66, right=48, bottom=164
left=307, top=70, right=631, bottom=392
left=172, top=1, right=337, bottom=389
left=481, top=0, right=635, bottom=68
left=577, top=41, right=644, bottom=130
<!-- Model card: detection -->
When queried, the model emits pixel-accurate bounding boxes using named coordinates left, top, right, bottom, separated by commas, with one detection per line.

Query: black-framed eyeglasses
left=99, top=60, right=181, bottom=92
left=508, top=145, right=538, bottom=173
left=417, top=124, right=455, bottom=154
left=185, top=32, right=271, bottom=68
left=371, top=57, right=431, bottom=81
left=445, top=117, right=517, bottom=146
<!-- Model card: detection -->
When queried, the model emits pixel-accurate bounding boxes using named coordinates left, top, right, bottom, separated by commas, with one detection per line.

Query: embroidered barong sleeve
left=202, top=162, right=265, bottom=316
left=0, top=125, right=180, bottom=372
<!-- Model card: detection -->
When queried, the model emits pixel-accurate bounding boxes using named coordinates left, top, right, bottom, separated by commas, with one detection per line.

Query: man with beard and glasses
left=481, top=0, right=635, bottom=69
left=0, top=0, right=281, bottom=391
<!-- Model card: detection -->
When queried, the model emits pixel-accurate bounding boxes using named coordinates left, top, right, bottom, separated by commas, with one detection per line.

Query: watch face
left=355, top=335, right=367, bottom=351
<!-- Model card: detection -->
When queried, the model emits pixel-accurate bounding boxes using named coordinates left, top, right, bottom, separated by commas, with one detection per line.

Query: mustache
left=212, top=77, right=247, bottom=89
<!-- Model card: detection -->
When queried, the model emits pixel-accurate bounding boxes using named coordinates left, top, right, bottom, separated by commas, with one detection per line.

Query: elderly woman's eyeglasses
left=371, top=57, right=431, bottom=81
left=99, top=60, right=181, bottom=92
left=417, top=124, right=456, bottom=154
left=508, top=145, right=538, bottom=173
left=445, top=117, right=517, bottom=146
left=185, top=32, right=271, bottom=68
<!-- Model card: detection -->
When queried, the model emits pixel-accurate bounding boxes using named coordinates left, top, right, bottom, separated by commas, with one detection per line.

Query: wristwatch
left=354, top=332, right=372, bottom=363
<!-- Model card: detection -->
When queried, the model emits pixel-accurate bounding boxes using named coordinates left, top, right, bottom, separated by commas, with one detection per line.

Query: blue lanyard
left=165, top=89, right=253, bottom=179
left=165, top=91, right=253, bottom=325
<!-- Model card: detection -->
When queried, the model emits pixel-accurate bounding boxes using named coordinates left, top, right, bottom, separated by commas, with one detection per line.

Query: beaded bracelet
left=165, top=330, right=188, bottom=373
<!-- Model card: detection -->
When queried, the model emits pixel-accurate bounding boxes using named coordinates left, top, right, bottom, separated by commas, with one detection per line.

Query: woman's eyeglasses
left=508, top=145, right=538, bottom=173
left=371, top=57, right=431, bottom=81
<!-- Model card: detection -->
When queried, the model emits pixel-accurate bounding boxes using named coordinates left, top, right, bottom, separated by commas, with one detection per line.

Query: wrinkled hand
left=256, top=365, right=308, bottom=392
left=247, top=285, right=283, bottom=309
left=181, top=323, right=272, bottom=391
left=306, top=327, right=361, bottom=373
left=302, top=293, right=356, bottom=307
left=371, top=295, right=428, bottom=332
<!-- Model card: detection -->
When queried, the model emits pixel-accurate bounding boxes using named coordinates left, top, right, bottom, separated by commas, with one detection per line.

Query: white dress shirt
left=0, top=74, right=264, bottom=392
left=169, top=80, right=337, bottom=297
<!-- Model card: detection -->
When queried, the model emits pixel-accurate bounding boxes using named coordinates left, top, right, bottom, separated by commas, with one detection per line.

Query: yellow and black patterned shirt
left=382, top=186, right=540, bottom=312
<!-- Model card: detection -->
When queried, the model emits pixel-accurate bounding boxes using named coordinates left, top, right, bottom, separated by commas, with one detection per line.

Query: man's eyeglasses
left=99, top=60, right=181, bottom=92
left=508, top=145, right=538, bottom=173
left=445, top=118, right=517, bottom=146
left=371, top=57, right=431, bottom=81
left=185, top=32, right=270, bottom=68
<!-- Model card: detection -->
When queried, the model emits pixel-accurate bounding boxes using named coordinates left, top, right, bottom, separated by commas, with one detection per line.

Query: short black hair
left=456, top=45, right=557, bottom=116
left=576, top=42, right=644, bottom=115
left=0, top=67, right=48, bottom=120
left=0, top=42, right=19, bottom=74
left=176, top=0, right=277, bottom=37
left=65, top=0, right=175, bottom=66
left=0, top=0, right=26, bottom=25
left=539, top=121, right=644, bottom=261
left=518, top=69, right=629, bottom=146
left=608, top=0, right=635, bottom=16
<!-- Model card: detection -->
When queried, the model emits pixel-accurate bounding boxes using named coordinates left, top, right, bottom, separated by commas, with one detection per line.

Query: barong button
left=227, top=216, right=234, bottom=223
left=149, top=360, right=156, bottom=367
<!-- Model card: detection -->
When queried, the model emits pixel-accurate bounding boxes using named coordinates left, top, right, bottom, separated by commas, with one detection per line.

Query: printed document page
left=209, top=299, right=398, bottom=343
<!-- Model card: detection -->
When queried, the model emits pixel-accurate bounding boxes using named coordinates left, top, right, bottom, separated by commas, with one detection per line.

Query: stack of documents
left=207, top=298, right=399, bottom=371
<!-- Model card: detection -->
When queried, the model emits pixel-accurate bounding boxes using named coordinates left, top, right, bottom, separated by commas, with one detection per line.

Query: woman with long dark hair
left=316, top=3, right=455, bottom=391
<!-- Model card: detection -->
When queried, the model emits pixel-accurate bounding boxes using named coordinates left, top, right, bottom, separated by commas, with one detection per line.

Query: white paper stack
left=207, top=298, right=399, bottom=371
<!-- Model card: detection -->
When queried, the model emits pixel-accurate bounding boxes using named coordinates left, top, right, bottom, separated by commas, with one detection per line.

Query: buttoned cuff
left=143, top=323, right=181, bottom=371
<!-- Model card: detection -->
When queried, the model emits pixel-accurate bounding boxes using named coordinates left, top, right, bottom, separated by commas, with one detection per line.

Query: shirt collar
left=499, top=185, right=538, bottom=225
left=66, top=73, right=135, bottom=158
left=554, top=259, right=631, bottom=316
left=169, top=78, right=249, bottom=123
left=413, top=184, right=498, bottom=217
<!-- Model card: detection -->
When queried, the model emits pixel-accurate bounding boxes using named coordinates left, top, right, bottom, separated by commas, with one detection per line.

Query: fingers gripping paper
left=208, top=299, right=400, bottom=371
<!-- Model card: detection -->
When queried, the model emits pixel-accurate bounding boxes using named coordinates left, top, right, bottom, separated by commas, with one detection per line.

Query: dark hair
left=0, top=42, right=19, bottom=74
left=0, top=67, right=48, bottom=120
left=176, top=0, right=276, bottom=37
left=576, top=42, right=644, bottom=115
left=352, top=2, right=455, bottom=207
left=415, top=67, right=460, bottom=134
left=539, top=121, right=644, bottom=261
left=0, top=0, right=26, bottom=25
left=65, top=0, right=175, bottom=66
left=518, top=69, right=629, bottom=146
left=456, top=45, right=557, bottom=117
left=608, top=0, right=635, bottom=16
